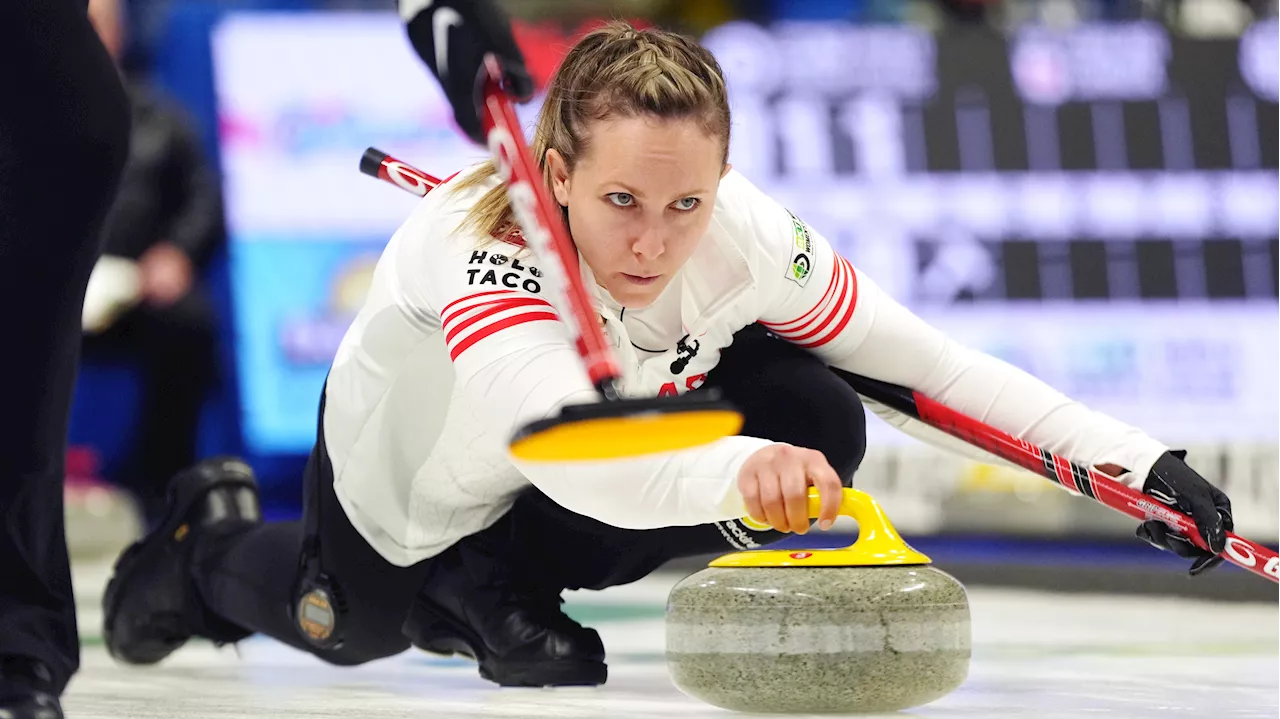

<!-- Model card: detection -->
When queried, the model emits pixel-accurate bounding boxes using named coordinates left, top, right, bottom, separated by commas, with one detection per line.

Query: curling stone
left=666, top=488, right=970, bottom=714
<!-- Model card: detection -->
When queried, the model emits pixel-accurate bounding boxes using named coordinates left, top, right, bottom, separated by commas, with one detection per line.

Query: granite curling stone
left=665, top=489, right=971, bottom=715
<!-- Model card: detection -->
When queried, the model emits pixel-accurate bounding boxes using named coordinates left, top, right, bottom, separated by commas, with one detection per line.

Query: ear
left=721, top=162, right=732, bottom=179
left=545, top=149, right=571, bottom=207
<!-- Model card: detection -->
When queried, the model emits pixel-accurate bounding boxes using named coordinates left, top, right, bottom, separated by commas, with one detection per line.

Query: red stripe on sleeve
left=441, top=290, right=516, bottom=321
left=449, top=311, right=560, bottom=360
left=760, top=257, right=841, bottom=333
left=795, top=257, right=859, bottom=349
left=444, top=296, right=556, bottom=344
left=779, top=259, right=848, bottom=343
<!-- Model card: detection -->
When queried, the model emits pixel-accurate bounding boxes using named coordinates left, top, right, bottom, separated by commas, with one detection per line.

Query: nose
left=631, top=224, right=665, bottom=261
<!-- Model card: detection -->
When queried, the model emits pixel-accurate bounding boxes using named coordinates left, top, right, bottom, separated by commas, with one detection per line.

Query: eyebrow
left=609, top=182, right=712, bottom=199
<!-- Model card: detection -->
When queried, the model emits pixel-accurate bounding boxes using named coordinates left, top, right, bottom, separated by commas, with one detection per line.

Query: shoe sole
left=102, top=464, right=258, bottom=664
left=480, top=659, right=607, bottom=688
left=406, top=598, right=607, bottom=688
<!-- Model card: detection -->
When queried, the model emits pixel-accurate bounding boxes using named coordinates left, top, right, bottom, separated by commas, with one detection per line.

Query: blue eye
left=607, top=192, right=635, bottom=207
left=673, top=197, right=701, bottom=211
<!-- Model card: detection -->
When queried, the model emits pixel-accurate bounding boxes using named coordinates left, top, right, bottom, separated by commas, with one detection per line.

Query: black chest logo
left=670, top=334, right=700, bottom=374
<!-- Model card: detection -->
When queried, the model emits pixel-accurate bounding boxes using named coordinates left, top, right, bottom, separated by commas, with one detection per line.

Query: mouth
left=622, top=273, right=660, bottom=286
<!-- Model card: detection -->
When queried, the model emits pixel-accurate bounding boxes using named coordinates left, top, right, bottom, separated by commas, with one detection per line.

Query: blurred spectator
left=936, top=0, right=996, bottom=22
left=84, top=0, right=225, bottom=526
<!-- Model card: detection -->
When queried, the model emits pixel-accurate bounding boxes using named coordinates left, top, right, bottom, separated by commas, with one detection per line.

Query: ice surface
left=64, top=561, right=1278, bottom=718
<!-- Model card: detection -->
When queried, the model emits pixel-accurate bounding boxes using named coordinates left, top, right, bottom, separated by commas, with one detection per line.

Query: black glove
left=1135, top=450, right=1234, bottom=576
left=403, top=0, right=535, bottom=144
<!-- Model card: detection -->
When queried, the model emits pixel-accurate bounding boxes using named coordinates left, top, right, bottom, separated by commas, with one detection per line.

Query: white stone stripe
left=665, top=616, right=969, bottom=655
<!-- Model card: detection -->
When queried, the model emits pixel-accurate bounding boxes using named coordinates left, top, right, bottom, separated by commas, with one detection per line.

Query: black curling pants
left=189, top=326, right=869, bottom=666
left=0, top=0, right=132, bottom=694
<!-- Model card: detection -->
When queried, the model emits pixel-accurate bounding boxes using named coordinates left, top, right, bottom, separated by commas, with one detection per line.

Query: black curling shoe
left=0, top=657, right=62, bottom=719
left=102, top=457, right=261, bottom=665
left=404, top=533, right=607, bottom=687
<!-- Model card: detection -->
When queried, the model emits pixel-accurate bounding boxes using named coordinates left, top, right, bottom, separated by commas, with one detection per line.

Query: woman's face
left=547, top=115, right=728, bottom=309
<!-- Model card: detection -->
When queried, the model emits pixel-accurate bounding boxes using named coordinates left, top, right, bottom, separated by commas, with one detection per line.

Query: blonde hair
left=452, top=21, right=731, bottom=241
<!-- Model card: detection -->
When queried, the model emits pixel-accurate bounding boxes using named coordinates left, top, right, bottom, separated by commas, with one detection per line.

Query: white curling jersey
left=323, top=166, right=1171, bottom=567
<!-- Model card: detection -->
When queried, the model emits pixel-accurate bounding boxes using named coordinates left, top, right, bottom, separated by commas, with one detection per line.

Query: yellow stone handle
left=710, top=487, right=931, bottom=568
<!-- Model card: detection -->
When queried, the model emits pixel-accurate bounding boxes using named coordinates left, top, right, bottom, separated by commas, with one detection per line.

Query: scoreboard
left=702, top=19, right=1279, bottom=304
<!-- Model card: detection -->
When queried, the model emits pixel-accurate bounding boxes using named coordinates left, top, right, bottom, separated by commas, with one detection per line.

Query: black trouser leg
left=506, top=326, right=868, bottom=592
left=190, top=423, right=431, bottom=666
left=0, top=0, right=132, bottom=693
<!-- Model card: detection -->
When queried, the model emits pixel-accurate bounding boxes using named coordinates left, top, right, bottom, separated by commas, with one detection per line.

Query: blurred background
left=68, top=0, right=1278, bottom=599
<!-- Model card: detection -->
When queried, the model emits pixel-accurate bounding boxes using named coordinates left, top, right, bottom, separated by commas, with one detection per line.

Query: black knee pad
left=822, top=399, right=867, bottom=487
left=711, top=327, right=869, bottom=484
left=791, top=373, right=866, bottom=487
left=810, top=366, right=882, bottom=485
